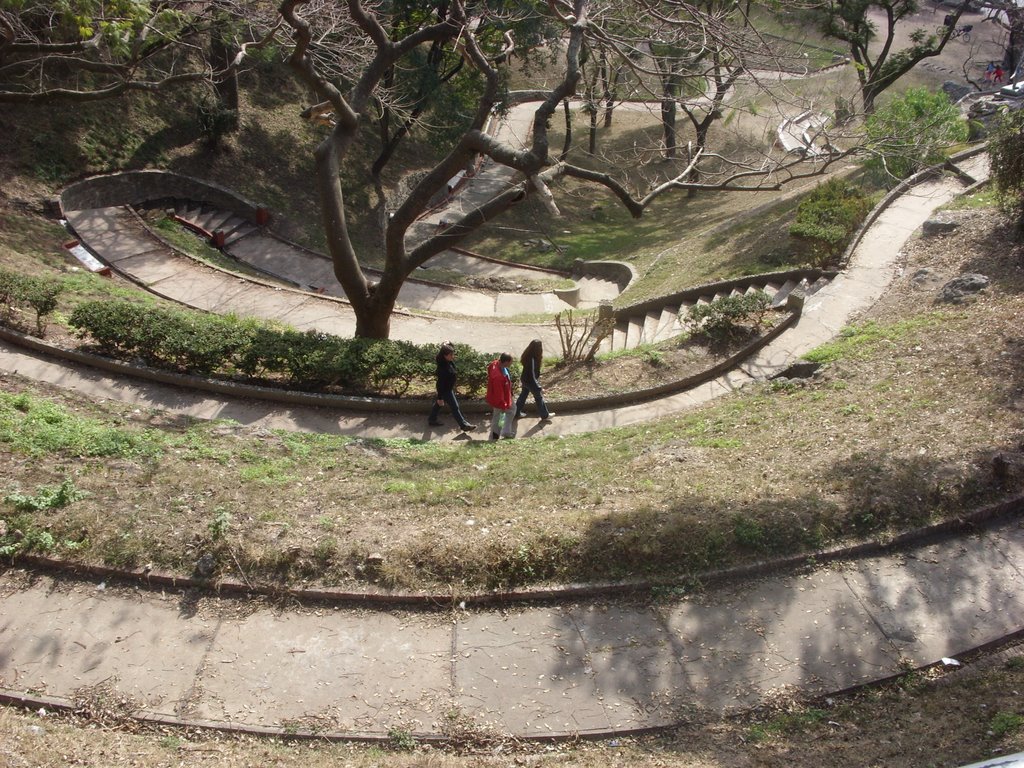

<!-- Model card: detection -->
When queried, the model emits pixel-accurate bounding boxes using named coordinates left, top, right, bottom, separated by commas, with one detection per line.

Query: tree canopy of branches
left=810, top=0, right=971, bottom=112
left=862, top=86, right=967, bottom=179
left=0, top=0, right=270, bottom=103
left=279, top=0, right=854, bottom=339
left=368, top=0, right=560, bottom=185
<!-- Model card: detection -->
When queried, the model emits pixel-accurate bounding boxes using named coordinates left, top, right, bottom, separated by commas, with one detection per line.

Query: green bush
left=688, top=292, right=773, bottom=342
left=864, top=88, right=968, bottom=181
left=69, top=302, right=164, bottom=361
left=990, top=107, right=1024, bottom=236
left=0, top=268, right=64, bottom=336
left=195, top=96, right=239, bottom=148
left=790, top=178, right=871, bottom=264
left=69, top=299, right=497, bottom=398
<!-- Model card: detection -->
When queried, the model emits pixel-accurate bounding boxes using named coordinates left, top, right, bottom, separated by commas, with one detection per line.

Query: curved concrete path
left=2, top=512, right=1023, bottom=740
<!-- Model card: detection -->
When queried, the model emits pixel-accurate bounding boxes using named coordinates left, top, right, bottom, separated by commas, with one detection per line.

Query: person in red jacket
left=486, top=353, right=517, bottom=440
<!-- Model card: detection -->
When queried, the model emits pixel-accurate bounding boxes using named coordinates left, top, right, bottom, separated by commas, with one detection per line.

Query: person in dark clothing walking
left=428, top=343, right=476, bottom=431
left=514, top=338, right=552, bottom=421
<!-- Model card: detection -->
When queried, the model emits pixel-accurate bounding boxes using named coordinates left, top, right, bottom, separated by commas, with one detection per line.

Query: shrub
left=863, top=87, right=968, bottom=181
left=70, top=301, right=165, bottom=361
left=0, top=268, right=64, bottom=336
left=69, top=298, right=499, bottom=397
left=990, top=107, right=1024, bottom=237
left=790, top=178, right=871, bottom=264
left=155, top=312, right=256, bottom=375
left=195, top=96, right=239, bottom=148
left=688, top=292, right=773, bottom=342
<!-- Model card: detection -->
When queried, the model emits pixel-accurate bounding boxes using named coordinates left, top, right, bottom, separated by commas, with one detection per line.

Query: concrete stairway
left=172, top=200, right=259, bottom=247
left=602, top=270, right=835, bottom=353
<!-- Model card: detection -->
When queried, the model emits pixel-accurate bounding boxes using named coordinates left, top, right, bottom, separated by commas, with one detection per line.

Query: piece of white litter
left=942, top=657, right=962, bottom=667
left=63, top=241, right=110, bottom=275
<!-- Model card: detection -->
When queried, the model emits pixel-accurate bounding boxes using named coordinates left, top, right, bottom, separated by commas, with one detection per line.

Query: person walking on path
left=514, top=339, right=552, bottom=421
left=428, top=343, right=476, bottom=431
left=486, top=353, right=517, bottom=440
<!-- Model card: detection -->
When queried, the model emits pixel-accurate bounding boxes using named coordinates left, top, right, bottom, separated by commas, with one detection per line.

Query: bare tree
left=976, top=0, right=1024, bottom=78
left=0, top=0, right=277, bottom=103
left=279, top=0, right=855, bottom=339
left=808, top=0, right=973, bottom=113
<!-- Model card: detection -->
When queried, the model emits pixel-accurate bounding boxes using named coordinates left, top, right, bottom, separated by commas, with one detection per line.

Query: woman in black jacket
left=428, top=343, right=476, bottom=431
left=514, top=338, right=552, bottom=421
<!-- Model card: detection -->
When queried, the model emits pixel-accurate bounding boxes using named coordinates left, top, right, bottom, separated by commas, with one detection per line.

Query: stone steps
left=599, top=274, right=831, bottom=354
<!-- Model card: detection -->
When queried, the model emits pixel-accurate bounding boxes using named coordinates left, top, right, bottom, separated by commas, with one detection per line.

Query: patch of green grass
left=384, top=479, right=418, bottom=494
left=943, top=188, right=999, bottom=211
left=746, top=707, right=830, bottom=743
left=803, top=314, right=953, bottom=364
left=690, top=437, right=743, bottom=449
left=381, top=476, right=483, bottom=504
left=238, top=458, right=297, bottom=485
left=168, top=427, right=233, bottom=463
left=4, top=478, right=88, bottom=512
left=0, top=392, right=165, bottom=458
left=990, top=711, right=1024, bottom=738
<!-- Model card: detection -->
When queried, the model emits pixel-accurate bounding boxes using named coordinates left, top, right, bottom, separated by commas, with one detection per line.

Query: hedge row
left=68, top=300, right=494, bottom=397
left=0, top=268, right=64, bottom=337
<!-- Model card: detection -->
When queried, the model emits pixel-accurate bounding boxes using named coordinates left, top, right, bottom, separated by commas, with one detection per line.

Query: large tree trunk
left=588, top=101, right=598, bottom=154
left=661, top=98, right=677, bottom=159
left=561, top=99, right=573, bottom=160
left=1007, top=13, right=1024, bottom=77
left=353, top=298, right=395, bottom=339
left=211, top=5, right=239, bottom=115
left=603, top=66, right=621, bottom=128
left=861, top=83, right=880, bottom=115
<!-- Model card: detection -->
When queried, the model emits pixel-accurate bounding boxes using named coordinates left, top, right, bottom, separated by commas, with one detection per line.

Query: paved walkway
left=2, top=515, right=1023, bottom=739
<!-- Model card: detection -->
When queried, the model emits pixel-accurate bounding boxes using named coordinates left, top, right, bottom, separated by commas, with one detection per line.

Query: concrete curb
left=3, top=494, right=1024, bottom=745
left=0, top=684, right=669, bottom=744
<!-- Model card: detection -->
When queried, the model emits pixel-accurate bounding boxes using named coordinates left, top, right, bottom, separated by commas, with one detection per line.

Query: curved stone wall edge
left=9, top=491, right=1022, bottom=608
left=574, top=260, right=636, bottom=290
left=61, top=170, right=263, bottom=219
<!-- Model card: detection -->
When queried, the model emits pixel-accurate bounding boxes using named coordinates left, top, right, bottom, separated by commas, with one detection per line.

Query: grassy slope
left=1, top=206, right=1021, bottom=593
